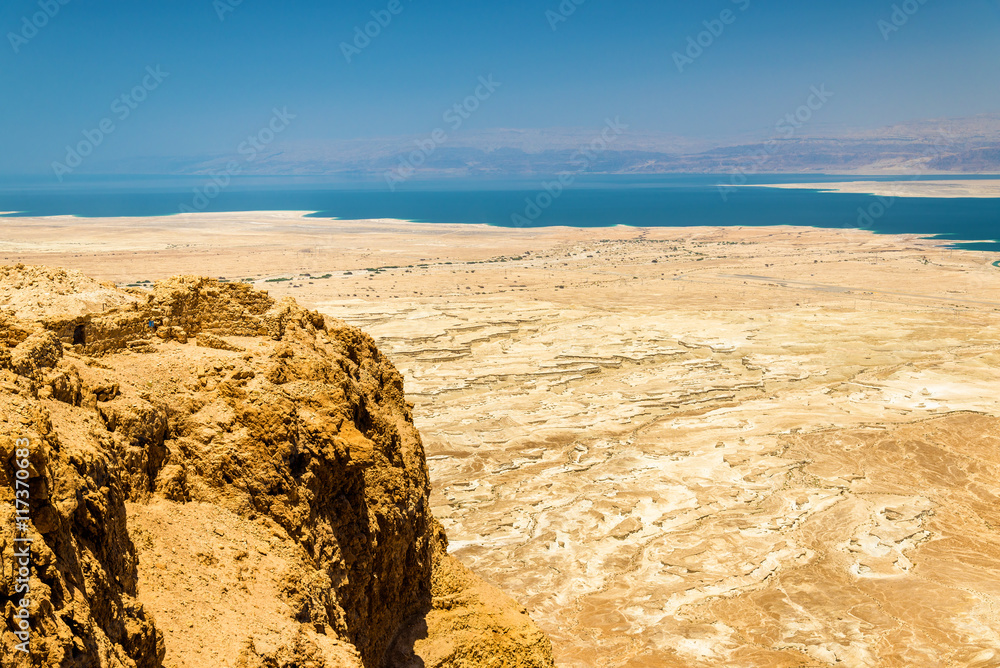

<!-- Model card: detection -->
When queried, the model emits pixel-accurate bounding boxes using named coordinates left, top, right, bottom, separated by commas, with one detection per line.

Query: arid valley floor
left=4, top=210, right=1000, bottom=667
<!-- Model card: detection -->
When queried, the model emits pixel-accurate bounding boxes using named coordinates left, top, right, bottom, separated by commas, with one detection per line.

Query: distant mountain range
left=119, top=114, right=1000, bottom=179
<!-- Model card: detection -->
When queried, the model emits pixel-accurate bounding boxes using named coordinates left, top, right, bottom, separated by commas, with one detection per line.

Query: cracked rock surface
left=0, top=265, right=553, bottom=668
left=5, top=215, right=1000, bottom=667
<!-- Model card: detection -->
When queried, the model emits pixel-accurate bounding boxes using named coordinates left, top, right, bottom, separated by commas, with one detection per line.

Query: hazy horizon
left=4, top=0, right=1000, bottom=177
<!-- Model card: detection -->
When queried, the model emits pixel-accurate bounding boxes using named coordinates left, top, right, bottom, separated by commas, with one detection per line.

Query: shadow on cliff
left=383, top=609, right=430, bottom=667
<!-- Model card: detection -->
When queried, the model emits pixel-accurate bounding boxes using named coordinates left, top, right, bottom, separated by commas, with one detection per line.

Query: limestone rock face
left=389, top=526, right=557, bottom=668
left=0, top=265, right=553, bottom=668
left=1, top=323, right=164, bottom=667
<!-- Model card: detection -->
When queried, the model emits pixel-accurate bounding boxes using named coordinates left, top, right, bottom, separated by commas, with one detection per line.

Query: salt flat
left=762, top=179, right=1000, bottom=198
left=4, top=212, right=1000, bottom=667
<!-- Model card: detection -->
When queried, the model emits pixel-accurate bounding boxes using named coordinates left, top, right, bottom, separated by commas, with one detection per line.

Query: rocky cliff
left=0, top=265, right=554, bottom=668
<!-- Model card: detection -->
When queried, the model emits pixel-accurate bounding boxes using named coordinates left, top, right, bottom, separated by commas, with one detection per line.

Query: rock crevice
left=0, top=265, right=553, bottom=668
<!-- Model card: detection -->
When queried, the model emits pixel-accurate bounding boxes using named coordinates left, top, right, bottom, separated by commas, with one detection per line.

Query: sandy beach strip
left=755, top=178, right=1000, bottom=198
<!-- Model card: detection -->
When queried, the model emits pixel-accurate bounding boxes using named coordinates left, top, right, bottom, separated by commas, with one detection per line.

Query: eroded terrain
left=3, top=212, right=1000, bottom=666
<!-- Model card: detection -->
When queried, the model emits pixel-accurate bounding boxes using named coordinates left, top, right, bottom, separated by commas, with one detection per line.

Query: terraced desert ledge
left=3, top=212, right=1000, bottom=667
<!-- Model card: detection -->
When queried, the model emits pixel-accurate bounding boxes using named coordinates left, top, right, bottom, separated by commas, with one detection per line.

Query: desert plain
left=3, top=207, right=1000, bottom=667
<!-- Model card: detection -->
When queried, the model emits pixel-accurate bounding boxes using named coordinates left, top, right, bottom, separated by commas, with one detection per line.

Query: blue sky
left=2, top=0, right=999, bottom=174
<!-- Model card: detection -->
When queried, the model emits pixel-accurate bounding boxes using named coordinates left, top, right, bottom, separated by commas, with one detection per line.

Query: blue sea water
left=1, top=174, right=998, bottom=252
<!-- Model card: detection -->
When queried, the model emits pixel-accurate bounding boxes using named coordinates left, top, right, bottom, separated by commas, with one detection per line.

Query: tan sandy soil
left=3, top=211, right=1000, bottom=667
left=126, top=501, right=364, bottom=668
left=760, top=179, right=1000, bottom=198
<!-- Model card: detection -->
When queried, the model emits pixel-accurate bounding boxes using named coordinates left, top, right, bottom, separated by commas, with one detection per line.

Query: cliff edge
left=0, top=265, right=554, bottom=668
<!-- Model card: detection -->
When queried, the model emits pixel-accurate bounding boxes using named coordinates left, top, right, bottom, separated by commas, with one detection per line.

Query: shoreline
left=1, top=211, right=996, bottom=308
left=753, top=178, right=1000, bottom=199
left=1, top=210, right=996, bottom=259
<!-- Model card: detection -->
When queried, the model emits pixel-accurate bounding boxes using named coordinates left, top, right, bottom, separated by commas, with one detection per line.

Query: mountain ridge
left=82, top=113, right=1000, bottom=179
